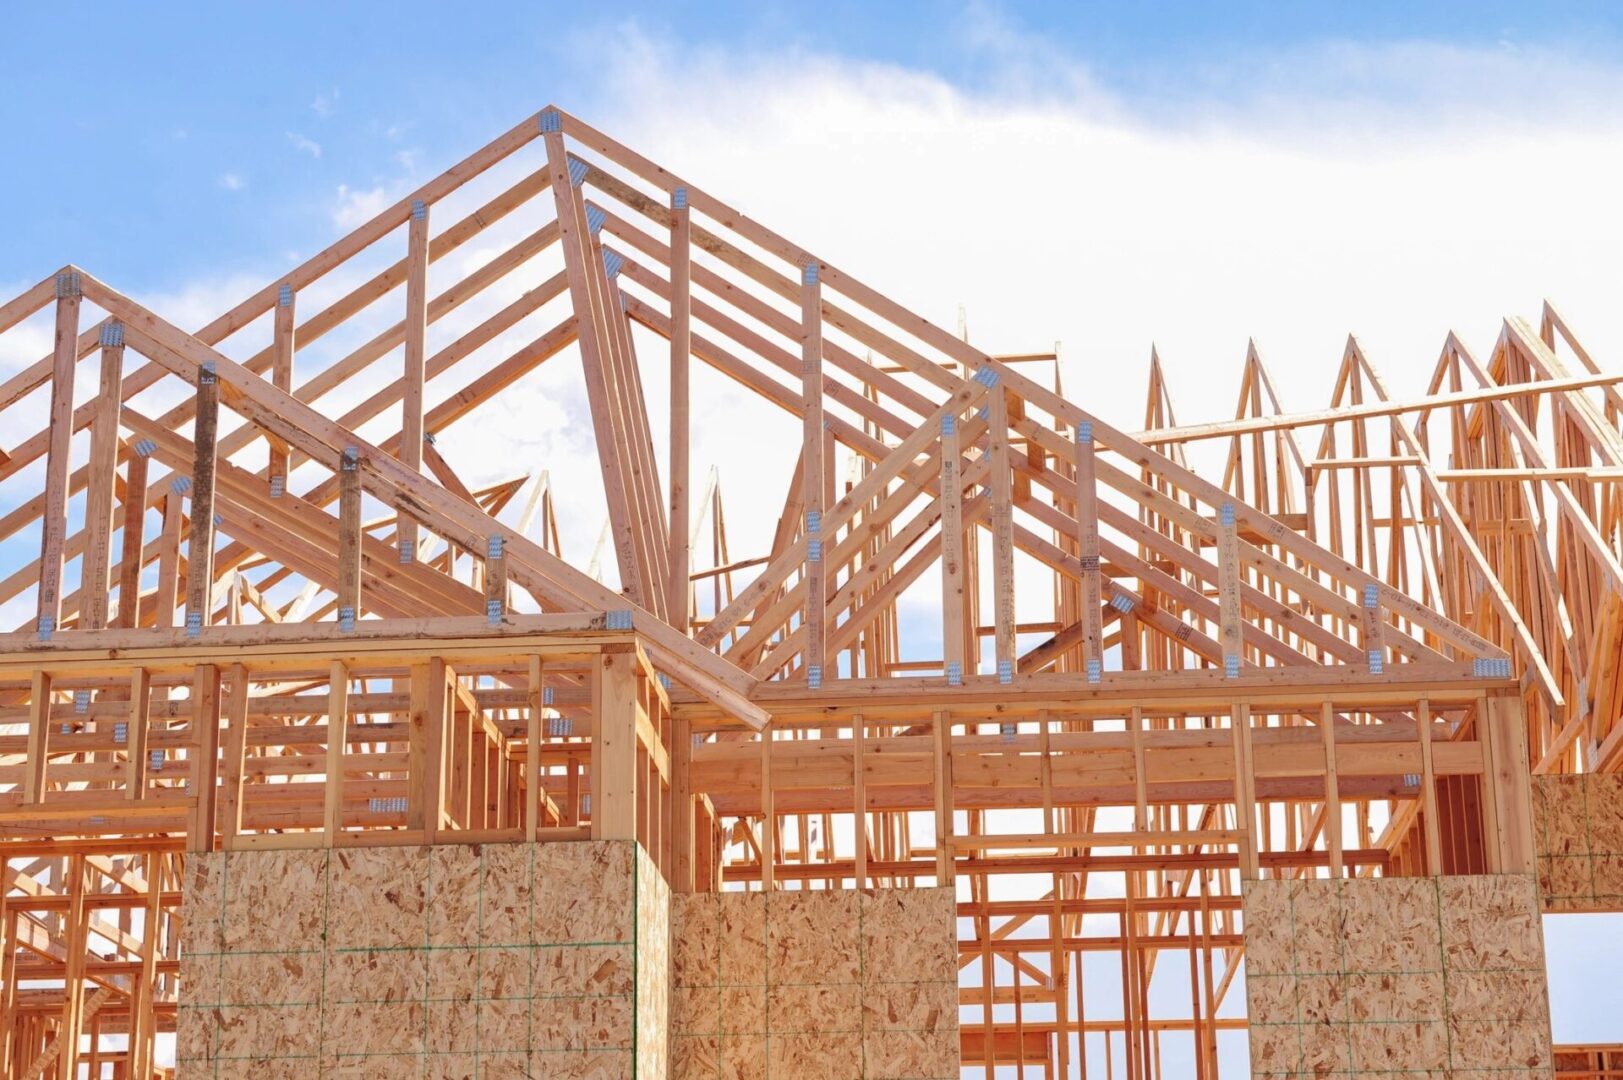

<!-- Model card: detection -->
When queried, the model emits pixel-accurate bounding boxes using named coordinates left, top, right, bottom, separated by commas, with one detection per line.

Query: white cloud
left=287, top=131, right=322, bottom=158
left=330, top=183, right=396, bottom=230
left=218, top=172, right=246, bottom=192
left=577, top=25, right=1623, bottom=428
left=311, top=88, right=340, bottom=117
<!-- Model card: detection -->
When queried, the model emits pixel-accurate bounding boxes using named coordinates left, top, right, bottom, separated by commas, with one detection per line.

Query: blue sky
left=5, top=2, right=1623, bottom=291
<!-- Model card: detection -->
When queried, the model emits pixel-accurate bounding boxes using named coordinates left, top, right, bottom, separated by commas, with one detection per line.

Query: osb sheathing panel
left=177, top=840, right=661, bottom=1079
left=1533, top=773, right=1623, bottom=911
left=670, top=887, right=959, bottom=1080
left=1244, top=874, right=1553, bottom=1079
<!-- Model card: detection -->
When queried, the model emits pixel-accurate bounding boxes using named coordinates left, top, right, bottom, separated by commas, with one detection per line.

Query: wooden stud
left=36, top=286, right=82, bottom=635
left=81, top=328, right=125, bottom=630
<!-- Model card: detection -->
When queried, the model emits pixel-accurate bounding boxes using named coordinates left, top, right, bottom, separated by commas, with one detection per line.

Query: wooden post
left=760, top=728, right=775, bottom=890
left=125, top=667, right=151, bottom=802
left=184, top=362, right=220, bottom=635
left=155, top=493, right=183, bottom=629
left=1130, top=706, right=1148, bottom=830
left=325, top=660, right=349, bottom=838
left=1417, top=696, right=1443, bottom=873
left=669, top=186, right=692, bottom=631
left=186, top=664, right=221, bottom=851
left=672, top=715, right=695, bottom=892
left=989, top=385, right=1016, bottom=681
left=25, top=670, right=51, bottom=803
left=526, top=655, right=543, bottom=843
left=933, top=710, right=954, bottom=883
left=400, top=201, right=429, bottom=561
left=57, top=854, right=87, bottom=1080
left=407, top=660, right=446, bottom=839
left=1486, top=692, right=1536, bottom=873
left=1217, top=502, right=1242, bottom=679
left=115, top=443, right=149, bottom=629
left=591, top=649, right=638, bottom=840
left=1320, top=700, right=1343, bottom=876
left=485, top=535, right=507, bottom=621
left=269, top=283, right=295, bottom=494
left=337, top=446, right=361, bottom=627
left=1075, top=419, right=1104, bottom=681
left=219, top=665, right=250, bottom=847
left=37, top=276, right=82, bottom=637
left=801, top=261, right=827, bottom=686
left=853, top=712, right=867, bottom=887
left=1231, top=702, right=1258, bottom=878
left=941, top=411, right=967, bottom=681
left=81, top=323, right=126, bottom=630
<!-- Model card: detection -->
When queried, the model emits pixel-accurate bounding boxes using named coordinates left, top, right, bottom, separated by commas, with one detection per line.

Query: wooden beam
left=591, top=649, right=637, bottom=840
left=114, top=444, right=149, bottom=630
left=669, top=187, right=692, bottom=632
left=269, top=285, right=295, bottom=494
left=325, top=659, right=349, bottom=837
left=80, top=326, right=126, bottom=630
left=801, top=261, right=827, bottom=685
left=399, top=200, right=430, bottom=562
left=36, top=280, right=82, bottom=636
left=183, top=364, right=220, bottom=635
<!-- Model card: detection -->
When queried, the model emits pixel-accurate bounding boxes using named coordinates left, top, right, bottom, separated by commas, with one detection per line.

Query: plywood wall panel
left=179, top=840, right=662, bottom=1078
left=1534, top=774, right=1623, bottom=911
left=670, top=886, right=959, bottom=1080
left=1243, top=873, right=1553, bottom=1079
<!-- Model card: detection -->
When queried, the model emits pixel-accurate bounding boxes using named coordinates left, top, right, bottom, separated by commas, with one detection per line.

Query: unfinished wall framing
left=0, top=102, right=1618, bottom=1077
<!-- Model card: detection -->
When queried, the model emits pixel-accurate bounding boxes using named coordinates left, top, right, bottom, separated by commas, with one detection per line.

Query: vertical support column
left=590, top=649, right=638, bottom=840
left=669, top=186, right=692, bottom=632
left=1130, top=705, right=1148, bottom=830
left=852, top=712, right=867, bottom=887
left=526, top=656, right=544, bottom=842
left=1361, top=584, right=1386, bottom=675
left=484, top=535, right=507, bottom=624
left=218, top=665, right=250, bottom=848
left=1231, top=702, right=1258, bottom=878
left=801, top=261, right=826, bottom=687
left=407, top=660, right=446, bottom=839
left=940, top=413, right=967, bottom=684
left=1074, top=419, right=1104, bottom=682
left=125, top=667, right=151, bottom=801
left=25, top=670, right=52, bottom=803
left=115, top=441, right=150, bottom=629
left=57, top=854, right=87, bottom=1080
left=155, top=492, right=182, bottom=628
left=933, top=710, right=955, bottom=884
left=1320, top=700, right=1343, bottom=876
left=337, top=446, right=361, bottom=630
left=1485, top=691, right=1536, bottom=873
left=986, top=374, right=1016, bottom=683
left=672, top=715, right=695, bottom=892
left=325, top=660, right=349, bottom=838
left=186, top=664, right=221, bottom=852
left=81, top=323, right=126, bottom=630
left=129, top=860, right=161, bottom=1078
left=1417, top=696, right=1443, bottom=872
left=1217, top=502, right=1242, bottom=679
left=399, top=201, right=429, bottom=562
left=184, top=361, right=220, bottom=637
left=37, top=272, right=82, bottom=638
left=269, top=284, right=295, bottom=497
left=760, top=728, right=775, bottom=889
